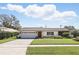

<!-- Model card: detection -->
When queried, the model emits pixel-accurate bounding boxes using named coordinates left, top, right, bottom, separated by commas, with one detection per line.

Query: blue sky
left=0, top=3, right=79, bottom=28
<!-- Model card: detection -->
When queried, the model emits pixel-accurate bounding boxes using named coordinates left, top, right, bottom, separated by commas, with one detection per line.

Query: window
left=47, top=32, right=54, bottom=35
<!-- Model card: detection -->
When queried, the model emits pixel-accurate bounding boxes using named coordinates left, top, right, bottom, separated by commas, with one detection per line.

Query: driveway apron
left=0, top=39, right=33, bottom=55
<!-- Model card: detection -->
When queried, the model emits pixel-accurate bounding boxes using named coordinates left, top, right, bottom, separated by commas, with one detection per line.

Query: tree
left=71, top=30, right=79, bottom=37
left=0, top=14, right=21, bottom=30
left=10, top=15, right=21, bottom=30
left=13, top=20, right=21, bottom=30
left=64, top=26, right=75, bottom=30
left=0, top=14, right=12, bottom=28
left=64, top=26, right=76, bottom=38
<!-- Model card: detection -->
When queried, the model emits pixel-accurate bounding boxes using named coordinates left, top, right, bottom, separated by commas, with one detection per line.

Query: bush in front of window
left=53, top=36, right=63, bottom=39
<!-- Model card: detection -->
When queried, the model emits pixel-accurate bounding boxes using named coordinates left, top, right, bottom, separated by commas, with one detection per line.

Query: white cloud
left=1, top=4, right=24, bottom=12
left=62, top=11, right=77, bottom=17
left=0, top=4, right=77, bottom=21
left=24, top=4, right=56, bottom=18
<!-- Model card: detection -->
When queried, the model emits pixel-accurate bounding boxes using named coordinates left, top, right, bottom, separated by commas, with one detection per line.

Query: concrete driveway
left=0, top=39, right=33, bottom=55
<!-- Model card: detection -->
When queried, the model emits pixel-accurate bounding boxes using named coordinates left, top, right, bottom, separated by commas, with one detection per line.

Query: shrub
left=43, top=36, right=63, bottom=39
left=73, top=37, right=79, bottom=41
left=0, top=31, right=19, bottom=40
left=53, top=36, right=63, bottom=39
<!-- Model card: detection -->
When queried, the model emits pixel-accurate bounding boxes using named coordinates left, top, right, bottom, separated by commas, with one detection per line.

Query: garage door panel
left=21, top=32, right=38, bottom=39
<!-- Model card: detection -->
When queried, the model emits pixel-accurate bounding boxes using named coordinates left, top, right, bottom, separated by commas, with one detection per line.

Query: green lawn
left=26, top=46, right=79, bottom=55
left=31, top=38, right=79, bottom=45
left=0, top=36, right=16, bottom=44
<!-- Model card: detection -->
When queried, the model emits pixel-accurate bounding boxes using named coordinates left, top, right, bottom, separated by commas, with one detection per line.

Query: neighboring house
left=0, top=27, right=19, bottom=32
left=20, top=27, right=70, bottom=39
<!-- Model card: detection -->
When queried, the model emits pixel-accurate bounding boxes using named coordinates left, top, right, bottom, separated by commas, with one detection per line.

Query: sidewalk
left=29, top=45, right=79, bottom=47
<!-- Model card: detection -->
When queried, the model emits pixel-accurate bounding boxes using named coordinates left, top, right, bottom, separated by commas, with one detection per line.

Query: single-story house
left=19, top=27, right=70, bottom=39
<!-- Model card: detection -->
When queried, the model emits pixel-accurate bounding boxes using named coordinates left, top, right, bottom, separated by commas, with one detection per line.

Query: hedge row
left=0, top=31, right=19, bottom=39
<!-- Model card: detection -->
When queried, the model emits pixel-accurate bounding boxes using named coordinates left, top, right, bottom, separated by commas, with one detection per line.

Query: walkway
left=0, top=39, right=33, bottom=55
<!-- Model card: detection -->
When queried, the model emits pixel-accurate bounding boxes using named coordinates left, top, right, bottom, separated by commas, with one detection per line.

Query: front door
left=38, top=31, right=42, bottom=38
